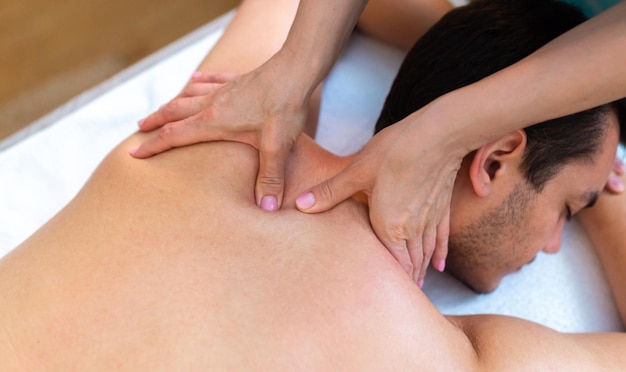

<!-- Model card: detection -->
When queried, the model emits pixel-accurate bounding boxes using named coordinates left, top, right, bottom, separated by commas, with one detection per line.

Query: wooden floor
left=0, top=0, right=241, bottom=141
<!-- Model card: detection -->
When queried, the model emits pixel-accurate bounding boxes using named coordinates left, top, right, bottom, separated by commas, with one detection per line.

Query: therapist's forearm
left=278, top=0, right=368, bottom=94
left=431, top=1, right=626, bottom=152
left=195, top=0, right=300, bottom=75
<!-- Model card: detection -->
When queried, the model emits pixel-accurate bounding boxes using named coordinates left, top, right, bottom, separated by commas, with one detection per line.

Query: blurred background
left=0, top=0, right=241, bottom=141
left=1, top=0, right=617, bottom=142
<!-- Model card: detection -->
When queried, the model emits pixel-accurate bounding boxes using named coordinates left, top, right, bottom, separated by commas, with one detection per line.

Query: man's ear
left=468, top=130, right=527, bottom=197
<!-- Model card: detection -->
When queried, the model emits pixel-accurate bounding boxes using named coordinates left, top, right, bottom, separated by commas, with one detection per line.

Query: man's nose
left=543, top=217, right=566, bottom=254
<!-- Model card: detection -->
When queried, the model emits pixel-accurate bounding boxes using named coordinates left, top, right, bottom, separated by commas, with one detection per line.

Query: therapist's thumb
left=256, top=143, right=290, bottom=212
left=296, top=169, right=363, bottom=214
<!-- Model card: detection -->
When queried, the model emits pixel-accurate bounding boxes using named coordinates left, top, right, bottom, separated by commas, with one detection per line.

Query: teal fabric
left=562, top=0, right=620, bottom=16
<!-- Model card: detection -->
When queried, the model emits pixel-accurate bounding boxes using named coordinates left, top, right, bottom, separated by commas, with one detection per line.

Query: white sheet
left=0, top=10, right=622, bottom=333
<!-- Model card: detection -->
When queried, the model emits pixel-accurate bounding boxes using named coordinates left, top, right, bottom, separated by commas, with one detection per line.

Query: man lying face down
left=2, top=0, right=626, bottom=369
left=376, top=0, right=626, bottom=293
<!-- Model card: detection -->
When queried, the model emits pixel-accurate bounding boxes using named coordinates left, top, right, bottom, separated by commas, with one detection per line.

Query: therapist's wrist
left=278, top=43, right=327, bottom=88
left=263, top=47, right=321, bottom=104
left=417, top=94, right=477, bottom=160
left=425, top=80, right=526, bottom=158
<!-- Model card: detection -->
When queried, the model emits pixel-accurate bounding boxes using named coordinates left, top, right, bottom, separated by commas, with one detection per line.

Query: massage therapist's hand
left=131, top=55, right=311, bottom=211
left=132, top=70, right=235, bottom=135
left=296, top=111, right=465, bottom=286
left=134, top=71, right=235, bottom=127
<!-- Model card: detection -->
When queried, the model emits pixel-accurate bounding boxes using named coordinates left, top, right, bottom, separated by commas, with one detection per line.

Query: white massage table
left=0, top=9, right=622, bottom=334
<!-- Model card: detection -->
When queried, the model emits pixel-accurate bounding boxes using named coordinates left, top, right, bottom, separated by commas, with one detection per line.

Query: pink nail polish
left=129, top=147, right=139, bottom=156
left=296, top=192, right=315, bottom=210
left=261, top=196, right=278, bottom=211
left=435, top=259, right=446, bottom=272
left=191, top=71, right=202, bottom=79
left=137, top=119, right=145, bottom=127
left=417, top=279, right=424, bottom=289
left=611, top=177, right=624, bottom=192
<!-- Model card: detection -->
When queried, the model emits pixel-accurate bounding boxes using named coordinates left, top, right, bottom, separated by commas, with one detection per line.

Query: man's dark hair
left=376, top=0, right=626, bottom=191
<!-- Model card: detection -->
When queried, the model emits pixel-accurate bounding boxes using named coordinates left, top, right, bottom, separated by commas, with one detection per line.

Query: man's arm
left=448, top=173, right=626, bottom=369
left=450, top=313, right=626, bottom=370
left=357, top=0, right=452, bottom=50
left=577, top=172, right=626, bottom=325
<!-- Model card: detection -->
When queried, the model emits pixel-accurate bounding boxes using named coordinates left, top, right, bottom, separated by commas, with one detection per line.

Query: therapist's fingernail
left=261, top=196, right=278, bottom=211
left=417, top=279, right=424, bottom=289
left=137, top=119, right=145, bottom=128
left=129, top=147, right=139, bottom=156
left=191, top=71, right=202, bottom=79
left=296, top=192, right=315, bottom=210
left=609, top=175, right=624, bottom=192
left=435, top=259, right=446, bottom=272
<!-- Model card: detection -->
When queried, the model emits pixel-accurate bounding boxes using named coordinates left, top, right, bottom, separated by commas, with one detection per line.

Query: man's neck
left=280, top=135, right=355, bottom=209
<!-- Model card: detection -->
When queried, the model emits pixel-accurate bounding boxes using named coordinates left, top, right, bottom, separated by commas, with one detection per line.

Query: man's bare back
left=1, top=0, right=626, bottom=367
left=0, top=133, right=475, bottom=369
left=1, top=132, right=625, bottom=370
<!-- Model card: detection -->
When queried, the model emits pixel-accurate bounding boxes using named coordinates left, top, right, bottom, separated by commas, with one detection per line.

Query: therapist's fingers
left=190, top=71, right=237, bottom=85
left=179, top=82, right=227, bottom=98
left=606, top=157, right=626, bottom=193
left=372, top=213, right=416, bottom=280
left=137, top=72, right=235, bottom=131
left=401, top=204, right=438, bottom=286
left=407, top=237, right=424, bottom=286
left=130, top=111, right=239, bottom=159
left=366, top=194, right=416, bottom=277
left=431, top=208, right=450, bottom=273
left=131, top=121, right=199, bottom=158
left=414, top=194, right=451, bottom=286
left=426, top=186, right=451, bottom=274
left=178, top=72, right=236, bottom=97
left=368, top=156, right=457, bottom=286
left=416, top=222, right=437, bottom=286
left=139, top=96, right=212, bottom=132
